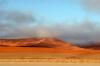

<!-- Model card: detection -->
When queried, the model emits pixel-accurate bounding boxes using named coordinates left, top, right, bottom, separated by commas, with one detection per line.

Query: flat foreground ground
left=0, top=47, right=100, bottom=63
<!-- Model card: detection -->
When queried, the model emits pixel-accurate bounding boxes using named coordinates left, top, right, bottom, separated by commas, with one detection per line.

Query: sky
left=0, top=0, right=100, bottom=44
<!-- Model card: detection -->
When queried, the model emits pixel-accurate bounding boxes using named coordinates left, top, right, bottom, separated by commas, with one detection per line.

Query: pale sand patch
left=0, top=52, right=100, bottom=63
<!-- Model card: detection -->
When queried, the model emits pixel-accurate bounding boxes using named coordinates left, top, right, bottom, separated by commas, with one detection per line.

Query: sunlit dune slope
left=0, top=38, right=100, bottom=54
left=0, top=38, right=80, bottom=49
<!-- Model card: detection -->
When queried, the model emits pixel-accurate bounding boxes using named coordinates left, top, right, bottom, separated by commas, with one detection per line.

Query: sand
left=0, top=47, right=100, bottom=63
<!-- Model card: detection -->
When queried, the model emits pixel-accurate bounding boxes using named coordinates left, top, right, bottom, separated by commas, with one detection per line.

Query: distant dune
left=0, top=38, right=100, bottom=55
left=77, top=42, right=100, bottom=50
left=0, top=38, right=81, bottom=49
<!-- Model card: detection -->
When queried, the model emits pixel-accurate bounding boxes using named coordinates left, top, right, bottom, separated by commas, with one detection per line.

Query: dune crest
left=0, top=38, right=81, bottom=49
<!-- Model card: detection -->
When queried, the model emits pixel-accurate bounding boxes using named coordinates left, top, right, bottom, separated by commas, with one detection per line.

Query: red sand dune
left=0, top=38, right=79, bottom=48
left=0, top=38, right=100, bottom=54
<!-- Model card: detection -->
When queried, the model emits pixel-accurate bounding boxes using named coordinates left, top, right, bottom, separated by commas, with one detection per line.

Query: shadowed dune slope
left=78, top=42, right=100, bottom=50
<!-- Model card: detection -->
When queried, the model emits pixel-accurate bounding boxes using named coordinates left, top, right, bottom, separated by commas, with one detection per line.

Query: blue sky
left=4, top=0, right=93, bottom=22
left=0, top=0, right=100, bottom=44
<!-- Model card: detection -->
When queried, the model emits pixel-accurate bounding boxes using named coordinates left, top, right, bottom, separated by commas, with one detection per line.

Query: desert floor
left=0, top=47, right=100, bottom=63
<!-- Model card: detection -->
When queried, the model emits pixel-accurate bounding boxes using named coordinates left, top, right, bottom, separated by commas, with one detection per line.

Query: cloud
left=56, top=19, right=100, bottom=43
left=0, top=0, right=100, bottom=44
left=0, top=10, right=65, bottom=39
left=7, top=11, right=34, bottom=22
left=0, top=11, right=37, bottom=38
left=0, top=10, right=100, bottom=44
left=81, top=0, right=100, bottom=13
left=1, top=14, right=99, bottom=44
